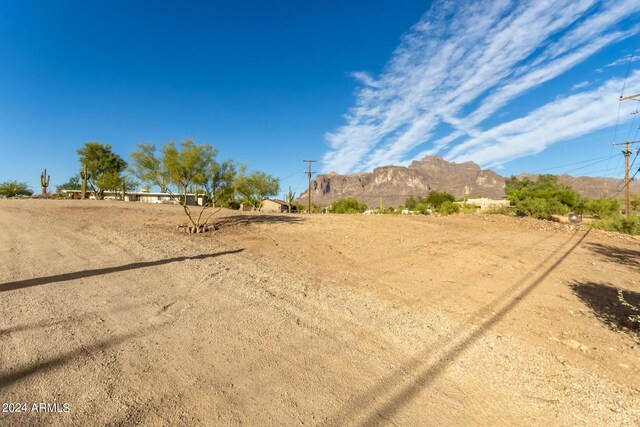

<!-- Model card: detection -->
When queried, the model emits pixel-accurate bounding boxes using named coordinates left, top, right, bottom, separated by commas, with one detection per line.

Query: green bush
left=593, top=215, right=640, bottom=235
left=426, top=191, right=455, bottom=209
left=329, top=197, right=368, bottom=214
left=404, top=196, right=422, bottom=210
left=0, top=181, right=33, bottom=198
left=578, top=198, right=621, bottom=218
left=438, top=201, right=460, bottom=216
left=460, top=203, right=479, bottom=214
left=403, top=192, right=455, bottom=213
left=506, top=175, right=579, bottom=219
left=631, top=194, right=640, bottom=212
left=413, top=202, right=431, bottom=215
left=515, top=197, right=569, bottom=219
left=484, top=205, right=516, bottom=216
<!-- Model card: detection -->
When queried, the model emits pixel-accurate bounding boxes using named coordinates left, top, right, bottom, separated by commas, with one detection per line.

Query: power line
left=303, top=160, right=316, bottom=213
left=528, top=154, right=616, bottom=174
left=620, top=24, right=640, bottom=97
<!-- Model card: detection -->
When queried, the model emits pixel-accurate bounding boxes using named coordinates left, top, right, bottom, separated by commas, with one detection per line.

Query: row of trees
left=0, top=140, right=280, bottom=231
left=327, top=191, right=464, bottom=216
left=504, top=174, right=640, bottom=234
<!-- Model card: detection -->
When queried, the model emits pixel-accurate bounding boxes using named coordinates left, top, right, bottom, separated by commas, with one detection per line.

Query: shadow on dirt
left=0, top=249, right=244, bottom=293
left=585, top=243, right=640, bottom=269
left=323, top=229, right=591, bottom=426
left=0, top=302, right=145, bottom=337
left=0, top=323, right=167, bottom=389
left=570, top=281, right=640, bottom=335
left=213, top=214, right=304, bottom=230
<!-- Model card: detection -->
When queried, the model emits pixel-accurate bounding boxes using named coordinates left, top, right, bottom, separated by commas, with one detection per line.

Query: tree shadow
left=213, top=214, right=304, bottom=230
left=570, top=281, right=640, bottom=335
left=585, top=242, right=640, bottom=269
left=0, top=249, right=244, bottom=293
left=323, top=229, right=591, bottom=426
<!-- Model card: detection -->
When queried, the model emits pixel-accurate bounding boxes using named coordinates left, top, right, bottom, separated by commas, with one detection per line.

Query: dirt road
left=1, top=200, right=639, bottom=425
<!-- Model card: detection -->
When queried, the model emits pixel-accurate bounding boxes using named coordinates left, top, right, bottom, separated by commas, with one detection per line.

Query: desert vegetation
left=329, top=197, right=368, bottom=214
left=130, top=139, right=279, bottom=232
left=77, top=142, right=129, bottom=200
left=0, top=180, right=33, bottom=198
left=502, top=174, right=640, bottom=235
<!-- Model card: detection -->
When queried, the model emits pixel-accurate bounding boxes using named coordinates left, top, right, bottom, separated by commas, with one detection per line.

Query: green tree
left=579, top=198, right=620, bottom=218
left=77, top=142, right=127, bottom=200
left=208, top=159, right=238, bottom=207
left=425, top=191, right=455, bottom=209
left=0, top=181, right=33, bottom=198
left=329, top=197, right=368, bottom=214
left=505, top=174, right=580, bottom=219
left=438, top=201, right=460, bottom=216
left=403, top=195, right=423, bottom=210
left=56, top=176, right=82, bottom=194
left=235, top=171, right=280, bottom=210
left=130, top=140, right=234, bottom=231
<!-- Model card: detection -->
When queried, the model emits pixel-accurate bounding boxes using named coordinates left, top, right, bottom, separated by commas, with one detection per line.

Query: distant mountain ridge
left=297, top=156, right=639, bottom=207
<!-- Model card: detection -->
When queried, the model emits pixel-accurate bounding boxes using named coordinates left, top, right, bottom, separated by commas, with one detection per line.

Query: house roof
left=61, top=190, right=201, bottom=197
left=263, top=198, right=288, bottom=205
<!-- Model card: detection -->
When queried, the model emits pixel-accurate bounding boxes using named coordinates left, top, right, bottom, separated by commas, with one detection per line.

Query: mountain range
left=297, top=156, right=639, bottom=208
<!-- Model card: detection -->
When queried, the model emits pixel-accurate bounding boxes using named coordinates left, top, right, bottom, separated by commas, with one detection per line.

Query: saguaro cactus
left=40, top=168, right=50, bottom=195
left=80, top=163, right=90, bottom=199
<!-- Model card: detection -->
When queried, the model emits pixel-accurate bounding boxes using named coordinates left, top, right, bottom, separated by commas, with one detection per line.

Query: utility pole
left=303, top=160, right=316, bottom=214
left=618, top=93, right=640, bottom=218
left=612, top=140, right=640, bottom=219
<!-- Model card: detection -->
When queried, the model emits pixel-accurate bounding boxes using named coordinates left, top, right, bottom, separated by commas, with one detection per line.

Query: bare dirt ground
left=1, top=199, right=639, bottom=426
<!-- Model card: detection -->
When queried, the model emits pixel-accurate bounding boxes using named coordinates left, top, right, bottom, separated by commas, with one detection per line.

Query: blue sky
left=1, top=0, right=639, bottom=198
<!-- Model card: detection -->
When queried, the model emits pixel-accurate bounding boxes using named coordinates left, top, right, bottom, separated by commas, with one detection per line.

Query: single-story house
left=463, top=198, right=511, bottom=210
left=61, top=190, right=205, bottom=206
left=261, top=198, right=292, bottom=213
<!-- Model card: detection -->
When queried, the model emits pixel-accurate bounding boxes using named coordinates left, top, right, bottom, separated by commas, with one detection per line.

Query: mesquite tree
left=235, top=171, right=280, bottom=211
left=130, top=140, right=236, bottom=232
left=77, top=142, right=127, bottom=200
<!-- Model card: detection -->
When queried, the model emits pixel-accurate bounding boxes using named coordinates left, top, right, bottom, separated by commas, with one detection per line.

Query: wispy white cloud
left=605, top=53, right=640, bottom=67
left=448, top=71, right=640, bottom=166
left=323, top=0, right=640, bottom=173
left=571, top=80, right=592, bottom=90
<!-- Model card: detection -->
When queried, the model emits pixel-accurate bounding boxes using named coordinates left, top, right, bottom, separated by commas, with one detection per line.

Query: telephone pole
left=612, top=140, right=640, bottom=219
left=618, top=93, right=640, bottom=219
left=303, top=160, right=316, bottom=214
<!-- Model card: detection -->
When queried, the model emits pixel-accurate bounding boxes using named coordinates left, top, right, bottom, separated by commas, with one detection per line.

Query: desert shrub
left=329, top=198, right=368, bottom=214
left=413, top=202, right=431, bottom=215
left=426, top=191, right=455, bottom=209
left=484, top=205, right=516, bottom=216
left=578, top=198, right=620, bottom=218
left=631, top=194, right=640, bottom=212
left=506, top=175, right=579, bottom=219
left=460, top=203, right=479, bottom=214
left=438, top=201, right=460, bottom=216
left=515, top=197, right=569, bottom=219
left=227, top=200, right=241, bottom=210
left=403, top=196, right=423, bottom=210
left=593, top=215, right=640, bottom=235
left=0, top=181, right=33, bottom=198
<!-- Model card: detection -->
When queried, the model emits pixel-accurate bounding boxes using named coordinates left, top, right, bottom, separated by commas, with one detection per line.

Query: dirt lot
left=1, top=199, right=639, bottom=426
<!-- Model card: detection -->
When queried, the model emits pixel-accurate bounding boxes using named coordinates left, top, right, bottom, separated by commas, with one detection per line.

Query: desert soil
left=1, top=199, right=639, bottom=426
